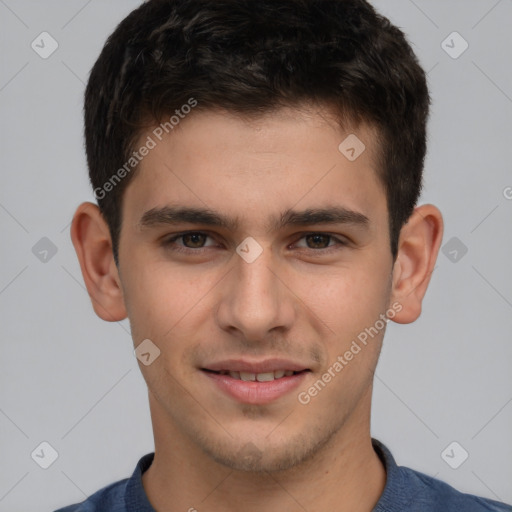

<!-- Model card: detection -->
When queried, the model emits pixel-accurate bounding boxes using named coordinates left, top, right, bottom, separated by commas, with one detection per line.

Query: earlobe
left=390, top=204, right=444, bottom=324
left=70, top=202, right=128, bottom=322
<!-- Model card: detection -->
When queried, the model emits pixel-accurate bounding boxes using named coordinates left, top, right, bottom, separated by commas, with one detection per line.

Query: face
left=116, top=106, right=396, bottom=472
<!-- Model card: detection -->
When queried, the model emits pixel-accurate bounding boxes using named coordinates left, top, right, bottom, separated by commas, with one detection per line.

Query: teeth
left=223, top=370, right=297, bottom=381
left=256, top=372, right=275, bottom=382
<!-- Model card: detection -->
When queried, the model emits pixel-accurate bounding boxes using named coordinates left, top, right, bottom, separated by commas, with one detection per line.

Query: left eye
left=162, top=231, right=347, bottom=252
left=294, top=233, right=345, bottom=250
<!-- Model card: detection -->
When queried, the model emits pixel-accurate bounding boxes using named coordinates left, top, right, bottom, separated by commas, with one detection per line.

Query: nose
left=215, top=240, right=296, bottom=344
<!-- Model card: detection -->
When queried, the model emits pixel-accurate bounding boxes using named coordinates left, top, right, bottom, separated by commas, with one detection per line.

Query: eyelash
left=161, top=231, right=348, bottom=255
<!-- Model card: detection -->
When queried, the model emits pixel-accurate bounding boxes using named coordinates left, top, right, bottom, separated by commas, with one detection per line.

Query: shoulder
left=52, top=452, right=155, bottom=512
left=52, top=478, right=129, bottom=512
left=372, top=439, right=512, bottom=512
left=400, top=466, right=512, bottom=511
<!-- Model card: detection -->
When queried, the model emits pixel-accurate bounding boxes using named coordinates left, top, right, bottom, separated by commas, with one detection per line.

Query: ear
left=389, top=204, right=444, bottom=324
left=70, top=202, right=127, bottom=322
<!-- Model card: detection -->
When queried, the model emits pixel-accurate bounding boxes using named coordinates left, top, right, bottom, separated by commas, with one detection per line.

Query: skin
left=71, top=105, right=443, bottom=511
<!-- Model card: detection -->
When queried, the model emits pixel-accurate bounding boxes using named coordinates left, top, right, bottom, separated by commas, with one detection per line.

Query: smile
left=204, top=369, right=305, bottom=381
left=201, top=368, right=310, bottom=405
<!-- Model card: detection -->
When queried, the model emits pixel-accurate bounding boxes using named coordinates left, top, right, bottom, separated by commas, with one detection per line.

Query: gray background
left=0, top=0, right=511, bottom=510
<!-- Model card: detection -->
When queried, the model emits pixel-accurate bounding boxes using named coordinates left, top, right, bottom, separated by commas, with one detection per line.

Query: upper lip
left=202, top=358, right=310, bottom=373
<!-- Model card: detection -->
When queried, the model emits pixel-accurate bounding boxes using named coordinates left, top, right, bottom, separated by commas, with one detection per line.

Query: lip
left=202, top=358, right=310, bottom=373
left=202, top=369, right=309, bottom=405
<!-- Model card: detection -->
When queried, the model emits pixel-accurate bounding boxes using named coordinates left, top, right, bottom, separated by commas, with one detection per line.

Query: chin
left=196, top=428, right=334, bottom=474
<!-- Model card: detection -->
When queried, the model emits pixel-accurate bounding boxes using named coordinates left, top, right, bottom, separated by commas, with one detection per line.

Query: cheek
left=300, top=263, right=390, bottom=336
left=122, top=261, right=216, bottom=343
left=306, top=271, right=388, bottom=405
left=121, top=264, right=170, bottom=342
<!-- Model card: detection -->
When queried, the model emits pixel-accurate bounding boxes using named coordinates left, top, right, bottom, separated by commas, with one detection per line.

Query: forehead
left=122, top=106, right=386, bottom=232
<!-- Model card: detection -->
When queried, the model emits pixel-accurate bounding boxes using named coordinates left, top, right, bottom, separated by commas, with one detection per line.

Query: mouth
left=201, top=368, right=309, bottom=381
left=200, top=362, right=311, bottom=405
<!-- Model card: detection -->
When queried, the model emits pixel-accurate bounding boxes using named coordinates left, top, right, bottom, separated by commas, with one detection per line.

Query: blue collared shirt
left=54, top=438, right=512, bottom=511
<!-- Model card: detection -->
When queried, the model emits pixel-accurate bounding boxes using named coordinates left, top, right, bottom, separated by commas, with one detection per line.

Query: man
left=57, top=0, right=511, bottom=510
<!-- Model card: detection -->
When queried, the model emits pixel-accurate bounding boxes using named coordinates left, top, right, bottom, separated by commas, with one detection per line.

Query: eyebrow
left=138, top=205, right=370, bottom=233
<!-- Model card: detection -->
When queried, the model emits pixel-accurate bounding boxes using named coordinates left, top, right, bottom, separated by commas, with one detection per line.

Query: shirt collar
left=124, top=452, right=156, bottom=510
left=371, top=438, right=412, bottom=511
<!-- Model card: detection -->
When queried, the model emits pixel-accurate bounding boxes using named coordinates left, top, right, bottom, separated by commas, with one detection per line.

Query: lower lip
left=202, top=370, right=309, bottom=405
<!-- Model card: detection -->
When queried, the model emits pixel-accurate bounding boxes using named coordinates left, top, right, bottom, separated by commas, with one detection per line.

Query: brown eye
left=305, top=233, right=332, bottom=249
left=294, top=233, right=348, bottom=251
left=162, top=231, right=216, bottom=253
left=181, top=233, right=208, bottom=248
